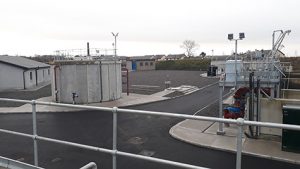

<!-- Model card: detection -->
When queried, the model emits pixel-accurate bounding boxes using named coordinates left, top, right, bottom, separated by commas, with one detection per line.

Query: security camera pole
left=228, top=33, right=245, bottom=89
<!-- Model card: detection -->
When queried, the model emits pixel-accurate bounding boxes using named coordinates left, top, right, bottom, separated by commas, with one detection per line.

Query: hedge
left=156, top=59, right=211, bottom=71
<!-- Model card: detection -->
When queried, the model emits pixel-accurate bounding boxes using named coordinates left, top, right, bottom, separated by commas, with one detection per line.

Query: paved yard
left=126, top=70, right=218, bottom=94
left=0, top=85, right=51, bottom=107
left=0, top=70, right=218, bottom=107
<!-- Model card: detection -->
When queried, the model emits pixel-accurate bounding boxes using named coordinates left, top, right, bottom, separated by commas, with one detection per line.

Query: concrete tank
left=51, top=60, right=122, bottom=104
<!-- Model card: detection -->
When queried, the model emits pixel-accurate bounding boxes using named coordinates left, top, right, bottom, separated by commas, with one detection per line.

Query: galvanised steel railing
left=0, top=98, right=300, bottom=169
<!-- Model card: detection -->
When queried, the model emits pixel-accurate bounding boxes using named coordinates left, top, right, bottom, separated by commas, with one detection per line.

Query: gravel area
left=0, top=84, right=51, bottom=107
left=124, top=70, right=218, bottom=95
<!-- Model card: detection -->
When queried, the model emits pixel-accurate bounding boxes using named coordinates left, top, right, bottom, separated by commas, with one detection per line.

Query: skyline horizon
left=0, top=35, right=298, bottom=57
left=1, top=0, right=299, bottom=57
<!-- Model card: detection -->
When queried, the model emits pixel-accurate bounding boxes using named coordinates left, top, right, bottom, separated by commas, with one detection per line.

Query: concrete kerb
left=169, top=126, right=300, bottom=165
left=169, top=123, right=300, bottom=165
left=169, top=125, right=238, bottom=154
left=0, top=108, right=85, bottom=114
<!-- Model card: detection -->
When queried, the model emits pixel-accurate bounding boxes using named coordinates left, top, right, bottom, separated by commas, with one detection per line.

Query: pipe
left=126, top=68, right=129, bottom=95
left=23, top=70, right=27, bottom=89
left=100, top=61, right=103, bottom=102
left=80, top=162, right=97, bottom=169
left=248, top=72, right=255, bottom=138
left=87, top=42, right=90, bottom=56
left=256, top=79, right=260, bottom=137
left=54, top=65, right=59, bottom=102
left=35, top=68, right=38, bottom=86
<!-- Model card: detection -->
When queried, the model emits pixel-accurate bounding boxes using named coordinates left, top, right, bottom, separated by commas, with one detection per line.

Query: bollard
left=32, top=100, right=39, bottom=166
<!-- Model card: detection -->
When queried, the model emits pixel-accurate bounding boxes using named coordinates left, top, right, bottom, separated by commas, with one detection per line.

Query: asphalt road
left=0, top=84, right=298, bottom=169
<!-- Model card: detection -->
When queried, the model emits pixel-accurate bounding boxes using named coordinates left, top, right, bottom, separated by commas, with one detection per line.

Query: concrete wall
left=0, top=62, right=24, bottom=91
left=260, top=98, right=300, bottom=136
left=52, top=61, right=122, bottom=104
left=24, top=68, right=51, bottom=89
left=24, top=70, right=36, bottom=89
left=37, top=68, right=51, bottom=84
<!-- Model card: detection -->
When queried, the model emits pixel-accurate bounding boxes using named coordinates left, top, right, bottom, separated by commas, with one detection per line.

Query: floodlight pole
left=228, top=33, right=244, bottom=89
left=235, top=39, right=238, bottom=88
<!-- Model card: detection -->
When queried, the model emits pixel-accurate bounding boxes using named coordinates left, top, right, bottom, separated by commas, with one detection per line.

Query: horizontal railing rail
left=0, top=98, right=300, bottom=169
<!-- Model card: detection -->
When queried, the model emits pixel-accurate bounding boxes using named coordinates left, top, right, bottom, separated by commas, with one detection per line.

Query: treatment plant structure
left=217, top=30, right=298, bottom=141
left=51, top=60, right=122, bottom=104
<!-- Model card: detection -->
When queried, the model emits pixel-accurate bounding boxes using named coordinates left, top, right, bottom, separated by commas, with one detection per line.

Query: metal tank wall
left=52, top=61, right=121, bottom=104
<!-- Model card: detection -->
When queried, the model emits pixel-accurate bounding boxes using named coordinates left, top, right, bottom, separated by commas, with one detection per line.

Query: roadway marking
left=193, top=90, right=232, bottom=116
left=197, top=81, right=219, bottom=91
left=131, top=85, right=161, bottom=88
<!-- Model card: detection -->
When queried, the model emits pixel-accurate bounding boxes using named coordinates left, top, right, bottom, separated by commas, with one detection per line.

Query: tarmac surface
left=0, top=70, right=299, bottom=169
left=127, top=70, right=217, bottom=94
left=0, top=84, right=51, bottom=107
left=0, top=83, right=299, bottom=169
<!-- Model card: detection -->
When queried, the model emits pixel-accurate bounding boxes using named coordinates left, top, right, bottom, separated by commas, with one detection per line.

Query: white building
left=0, top=55, right=51, bottom=91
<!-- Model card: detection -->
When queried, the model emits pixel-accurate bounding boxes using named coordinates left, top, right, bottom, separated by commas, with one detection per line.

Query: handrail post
left=32, top=100, right=39, bottom=166
left=236, top=118, right=244, bottom=169
left=112, top=107, right=118, bottom=169
left=217, top=86, right=225, bottom=135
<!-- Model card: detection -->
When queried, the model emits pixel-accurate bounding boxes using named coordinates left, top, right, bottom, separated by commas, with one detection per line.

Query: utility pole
left=111, top=32, right=119, bottom=58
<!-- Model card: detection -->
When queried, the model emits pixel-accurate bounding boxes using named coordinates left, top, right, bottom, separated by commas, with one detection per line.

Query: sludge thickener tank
left=51, top=60, right=122, bottom=104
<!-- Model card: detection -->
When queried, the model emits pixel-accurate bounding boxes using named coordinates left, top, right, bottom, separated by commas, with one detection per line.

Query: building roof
left=0, top=55, right=50, bottom=69
left=127, top=56, right=155, bottom=61
left=166, top=54, right=186, bottom=59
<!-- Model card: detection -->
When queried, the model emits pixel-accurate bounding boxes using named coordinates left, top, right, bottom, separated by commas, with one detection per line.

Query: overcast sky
left=0, top=0, right=299, bottom=56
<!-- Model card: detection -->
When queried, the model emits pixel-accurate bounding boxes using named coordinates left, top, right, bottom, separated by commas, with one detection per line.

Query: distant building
left=125, top=56, right=156, bottom=71
left=0, top=55, right=50, bottom=91
left=207, top=55, right=231, bottom=74
left=243, top=49, right=285, bottom=60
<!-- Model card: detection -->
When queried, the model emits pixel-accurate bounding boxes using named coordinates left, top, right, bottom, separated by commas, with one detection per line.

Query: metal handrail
left=80, top=162, right=97, bottom=169
left=1, top=98, right=300, bottom=169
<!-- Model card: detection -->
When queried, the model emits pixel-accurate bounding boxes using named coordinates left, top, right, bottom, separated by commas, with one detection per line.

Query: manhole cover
left=128, top=136, right=146, bottom=145
left=139, top=150, right=155, bottom=157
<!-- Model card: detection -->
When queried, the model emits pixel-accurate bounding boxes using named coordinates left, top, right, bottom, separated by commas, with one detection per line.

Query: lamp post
left=111, top=32, right=119, bottom=58
left=228, top=33, right=245, bottom=89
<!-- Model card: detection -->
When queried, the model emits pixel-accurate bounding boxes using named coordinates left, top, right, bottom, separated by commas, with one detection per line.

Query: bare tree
left=181, top=40, right=198, bottom=57
left=200, top=52, right=206, bottom=58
